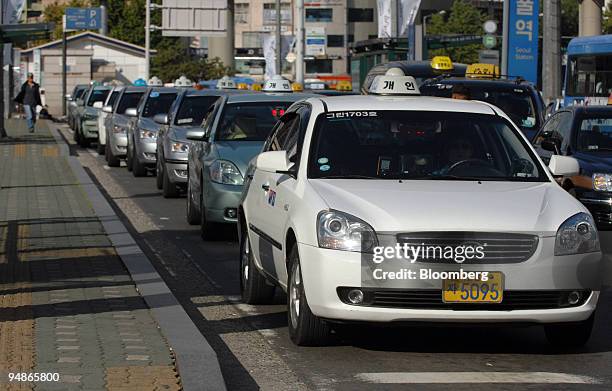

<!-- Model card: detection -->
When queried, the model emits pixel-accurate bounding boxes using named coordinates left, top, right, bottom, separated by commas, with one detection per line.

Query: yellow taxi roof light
left=251, top=83, right=262, bottom=91
left=430, top=56, right=454, bottom=71
left=291, top=82, right=303, bottom=92
left=466, top=63, right=500, bottom=79
left=336, top=80, right=352, bottom=91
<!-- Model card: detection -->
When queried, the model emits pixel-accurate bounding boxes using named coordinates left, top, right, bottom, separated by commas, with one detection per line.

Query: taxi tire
left=240, top=227, right=275, bottom=304
left=199, top=200, right=218, bottom=240
left=544, top=314, right=594, bottom=349
left=97, top=142, right=105, bottom=155
left=74, top=124, right=80, bottom=142
left=186, top=179, right=201, bottom=225
left=126, top=143, right=133, bottom=172
left=79, top=135, right=90, bottom=148
left=162, top=166, right=179, bottom=198
left=287, top=244, right=330, bottom=346
left=132, top=149, right=147, bottom=177
left=106, top=143, right=120, bottom=167
left=156, top=157, right=163, bottom=190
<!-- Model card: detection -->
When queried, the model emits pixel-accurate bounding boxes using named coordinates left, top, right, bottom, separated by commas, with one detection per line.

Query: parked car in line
left=533, top=105, right=612, bottom=230
left=155, top=89, right=238, bottom=198
left=66, top=84, right=88, bottom=130
left=186, top=83, right=316, bottom=238
left=420, top=76, right=545, bottom=141
left=104, top=86, right=146, bottom=167
left=96, top=86, right=122, bottom=154
left=238, top=71, right=601, bottom=348
left=126, top=87, right=178, bottom=176
left=74, top=84, right=111, bottom=147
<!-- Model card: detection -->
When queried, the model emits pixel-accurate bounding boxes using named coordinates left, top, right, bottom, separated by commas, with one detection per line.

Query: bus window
left=567, top=54, right=612, bottom=97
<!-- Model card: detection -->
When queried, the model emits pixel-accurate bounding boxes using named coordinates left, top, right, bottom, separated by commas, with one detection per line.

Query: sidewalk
left=0, top=120, right=181, bottom=390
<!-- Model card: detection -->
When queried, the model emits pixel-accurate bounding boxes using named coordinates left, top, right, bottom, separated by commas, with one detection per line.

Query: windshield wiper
left=402, top=174, right=488, bottom=181
left=586, top=147, right=612, bottom=152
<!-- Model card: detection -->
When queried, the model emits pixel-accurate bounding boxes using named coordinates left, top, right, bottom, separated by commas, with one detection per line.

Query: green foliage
left=150, top=39, right=233, bottom=83
left=108, top=0, right=146, bottom=46
left=604, top=3, right=612, bottom=35
left=561, top=0, right=579, bottom=37
left=426, top=0, right=484, bottom=64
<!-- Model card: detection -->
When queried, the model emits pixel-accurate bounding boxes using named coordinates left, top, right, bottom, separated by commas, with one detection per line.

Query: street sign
left=65, top=8, right=102, bottom=30
left=507, top=0, right=539, bottom=83
left=306, top=27, right=326, bottom=56
left=162, top=0, right=228, bottom=37
left=483, top=20, right=497, bottom=34
left=426, top=34, right=481, bottom=49
left=483, top=34, right=497, bottom=49
left=479, top=50, right=500, bottom=66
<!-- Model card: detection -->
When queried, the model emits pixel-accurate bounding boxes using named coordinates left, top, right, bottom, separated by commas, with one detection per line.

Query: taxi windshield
left=175, top=95, right=220, bottom=125
left=215, top=102, right=289, bottom=141
left=308, top=111, right=547, bottom=182
left=421, top=84, right=538, bottom=129
left=87, top=89, right=110, bottom=106
left=142, top=92, right=177, bottom=118
left=577, top=116, right=612, bottom=153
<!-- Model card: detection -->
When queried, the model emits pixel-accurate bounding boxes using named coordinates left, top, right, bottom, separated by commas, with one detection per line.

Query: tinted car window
left=142, top=92, right=177, bottom=118
left=175, top=95, right=220, bottom=125
left=215, top=102, right=289, bottom=141
left=421, top=84, right=538, bottom=129
left=107, top=91, right=120, bottom=107
left=308, top=111, right=547, bottom=182
left=116, top=92, right=144, bottom=114
left=87, top=89, right=110, bottom=106
left=577, top=116, right=612, bottom=152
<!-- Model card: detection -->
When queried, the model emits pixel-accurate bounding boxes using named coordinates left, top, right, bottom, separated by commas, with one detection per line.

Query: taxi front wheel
left=544, top=313, right=594, bottom=349
left=288, top=244, right=330, bottom=346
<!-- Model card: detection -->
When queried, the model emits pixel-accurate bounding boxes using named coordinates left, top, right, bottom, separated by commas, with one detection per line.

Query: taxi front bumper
left=295, top=239, right=602, bottom=324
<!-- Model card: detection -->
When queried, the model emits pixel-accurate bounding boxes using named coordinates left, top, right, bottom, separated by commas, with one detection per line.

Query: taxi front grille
left=395, top=232, right=538, bottom=264
left=337, top=288, right=590, bottom=310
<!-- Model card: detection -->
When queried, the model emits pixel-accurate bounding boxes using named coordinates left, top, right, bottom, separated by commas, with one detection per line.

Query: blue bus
left=564, top=34, right=612, bottom=107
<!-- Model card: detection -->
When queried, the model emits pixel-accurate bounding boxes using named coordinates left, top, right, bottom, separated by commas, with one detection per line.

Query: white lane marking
left=355, top=372, right=601, bottom=384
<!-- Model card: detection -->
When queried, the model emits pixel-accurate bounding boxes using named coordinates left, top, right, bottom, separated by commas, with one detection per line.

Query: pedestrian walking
left=14, top=73, right=42, bottom=133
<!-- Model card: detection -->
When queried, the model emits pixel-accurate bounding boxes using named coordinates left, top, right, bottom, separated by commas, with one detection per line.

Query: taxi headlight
left=170, top=140, right=189, bottom=153
left=209, top=160, right=243, bottom=185
left=593, top=173, right=612, bottom=191
left=555, top=212, right=600, bottom=256
left=112, top=125, right=125, bottom=134
left=139, top=129, right=157, bottom=139
left=317, top=210, right=378, bottom=253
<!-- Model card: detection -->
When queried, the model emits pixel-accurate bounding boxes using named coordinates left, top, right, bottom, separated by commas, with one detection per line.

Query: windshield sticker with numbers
left=326, top=111, right=378, bottom=119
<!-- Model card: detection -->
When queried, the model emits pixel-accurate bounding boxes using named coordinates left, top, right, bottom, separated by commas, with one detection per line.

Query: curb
left=47, top=122, right=227, bottom=391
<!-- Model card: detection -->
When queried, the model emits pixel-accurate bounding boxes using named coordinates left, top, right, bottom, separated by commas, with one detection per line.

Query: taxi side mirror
left=548, top=155, right=579, bottom=177
left=256, top=151, right=292, bottom=175
left=125, top=107, right=138, bottom=117
left=103, top=105, right=113, bottom=113
left=153, top=113, right=168, bottom=125
left=93, top=101, right=103, bottom=109
left=186, top=129, right=205, bottom=141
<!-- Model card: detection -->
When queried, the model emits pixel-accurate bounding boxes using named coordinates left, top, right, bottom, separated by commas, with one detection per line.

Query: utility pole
left=501, top=0, right=509, bottom=76
left=208, top=1, right=235, bottom=70
left=0, top=1, right=6, bottom=138
left=62, top=15, right=67, bottom=116
left=542, top=0, right=561, bottom=103
left=579, top=0, right=603, bottom=36
left=145, top=0, right=150, bottom=80
left=99, top=4, right=108, bottom=35
left=276, top=0, right=282, bottom=76
left=296, top=0, right=304, bottom=84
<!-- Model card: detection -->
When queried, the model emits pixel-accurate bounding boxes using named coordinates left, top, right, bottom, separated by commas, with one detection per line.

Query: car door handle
left=261, top=184, right=269, bottom=191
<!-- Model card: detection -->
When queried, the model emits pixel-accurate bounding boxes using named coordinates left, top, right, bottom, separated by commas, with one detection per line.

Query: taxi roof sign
left=217, top=76, right=237, bottom=90
left=148, top=76, right=163, bottom=86
left=291, top=82, right=303, bottom=92
left=237, top=83, right=249, bottom=90
left=430, top=56, right=454, bottom=71
left=369, top=69, right=420, bottom=96
left=174, top=75, right=193, bottom=88
left=263, top=75, right=292, bottom=92
left=466, top=63, right=500, bottom=79
left=336, top=80, right=352, bottom=91
left=251, top=83, right=262, bottom=91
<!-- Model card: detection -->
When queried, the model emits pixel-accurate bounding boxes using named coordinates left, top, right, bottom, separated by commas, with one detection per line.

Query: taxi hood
left=309, top=180, right=587, bottom=236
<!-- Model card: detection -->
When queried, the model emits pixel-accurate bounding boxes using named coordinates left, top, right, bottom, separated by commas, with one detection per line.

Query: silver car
left=74, top=85, right=111, bottom=147
left=186, top=92, right=315, bottom=238
left=155, top=89, right=233, bottom=198
left=126, top=87, right=178, bottom=176
left=66, top=84, right=88, bottom=130
left=97, top=86, right=122, bottom=154
left=104, top=86, right=146, bottom=167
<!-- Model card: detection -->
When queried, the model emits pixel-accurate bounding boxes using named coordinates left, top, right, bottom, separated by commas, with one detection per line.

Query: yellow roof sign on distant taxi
left=466, top=63, right=500, bottom=79
left=291, top=82, right=303, bottom=92
left=430, top=56, right=453, bottom=71
left=336, top=80, right=352, bottom=91
left=251, top=83, right=262, bottom=91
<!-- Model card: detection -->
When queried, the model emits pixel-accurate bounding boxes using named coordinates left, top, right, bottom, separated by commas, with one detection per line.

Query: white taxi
left=238, top=70, right=603, bottom=347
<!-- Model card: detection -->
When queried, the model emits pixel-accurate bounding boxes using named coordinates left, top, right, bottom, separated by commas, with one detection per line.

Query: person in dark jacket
left=15, top=73, right=42, bottom=133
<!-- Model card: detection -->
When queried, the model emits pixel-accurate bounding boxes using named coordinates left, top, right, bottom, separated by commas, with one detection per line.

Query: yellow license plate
left=442, top=272, right=504, bottom=303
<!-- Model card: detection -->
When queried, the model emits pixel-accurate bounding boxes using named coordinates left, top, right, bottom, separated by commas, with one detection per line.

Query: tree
left=108, top=0, right=146, bottom=46
left=604, top=2, right=612, bottom=34
left=561, top=0, right=579, bottom=37
left=426, top=0, right=484, bottom=64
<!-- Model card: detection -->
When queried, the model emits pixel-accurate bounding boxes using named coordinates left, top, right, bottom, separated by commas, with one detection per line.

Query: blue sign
left=507, top=0, right=539, bottom=83
left=65, top=7, right=102, bottom=30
